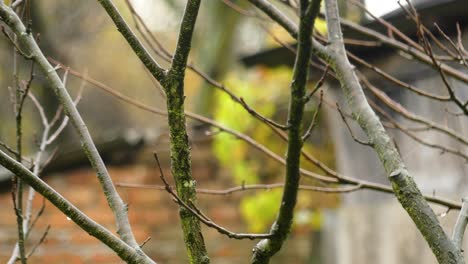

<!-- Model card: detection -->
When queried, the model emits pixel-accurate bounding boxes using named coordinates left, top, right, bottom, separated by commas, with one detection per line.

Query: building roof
left=241, top=0, right=468, bottom=68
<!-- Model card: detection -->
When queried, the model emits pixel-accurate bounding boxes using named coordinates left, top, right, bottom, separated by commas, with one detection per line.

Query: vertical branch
left=12, top=34, right=27, bottom=264
left=323, top=0, right=463, bottom=262
left=99, top=0, right=209, bottom=261
left=88, top=0, right=210, bottom=261
left=251, top=1, right=321, bottom=263
left=161, top=1, right=209, bottom=263
left=8, top=59, right=34, bottom=264
left=0, top=4, right=140, bottom=249
left=98, top=0, right=209, bottom=261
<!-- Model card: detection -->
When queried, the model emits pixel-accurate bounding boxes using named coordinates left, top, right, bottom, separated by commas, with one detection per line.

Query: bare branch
left=336, top=103, right=372, bottom=147
left=154, top=153, right=272, bottom=240
left=347, top=52, right=452, bottom=102
left=302, top=90, right=323, bottom=141
left=49, top=62, right=338, bottom=183
left=123, top=3, right=291, bottom=132
left=0, top=149, right=156, bottom=264
left=368, top=98, right=468, bottom=162
left=43, top=60, right=464, bottom=215
left=148, top=0, right=209, bottom=262
left=1, top=25, right=32, bottom=59
left=0, top=3, right=141, bottom=249
left=338, top=15, right=468, bottom=84
left=117, top=181, right=362, bottom=195
left=26, top=225, right=50, bottom=259
left=322, top=0, right=463, bottom=261
left=364, top=77, right=468, bottom=145
left=251, top=1, right=322, bottom=263
left=453, top=198, right=468, bottom=250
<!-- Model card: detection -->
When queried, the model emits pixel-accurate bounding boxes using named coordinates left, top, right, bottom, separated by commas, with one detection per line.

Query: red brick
left=45, top=210, right=76, bottom=228
left=132, top=227, right=150, bottom=242
left=214, top=244, right=237, bottom=257
left=85, top=208, right=115, bottom=225
left=31, top=193, right=48, bottom=207
left=126, top=189, right=161, bottom=205
left=63, top=187, right=97, bottom=207
left=139, top=208, right=172, bottom=226
left=88, top=253, right=122, bottom=264
left=69, top=232, right=103, bottom=245
left=208, top=205, right=239, bottom=223
left=0, top=163, right=257, bottom=264
left=0, top=205, right=17, bottom=225
left=66, top=169, right=98, bottom=185
left=109, top=166, right=148, bottom=183
left=29, top=253, right=85, bottom=264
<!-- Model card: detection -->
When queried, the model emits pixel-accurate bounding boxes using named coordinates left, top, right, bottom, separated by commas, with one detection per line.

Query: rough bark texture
left=163, top=76, right=209, bottom=264
left=161, top=1, right=209, bottom=262
left=96, top=0, right=209, bottom=262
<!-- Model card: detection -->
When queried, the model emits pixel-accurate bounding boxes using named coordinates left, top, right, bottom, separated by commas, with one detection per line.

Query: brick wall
left=0, top=147, right=316, bottom=263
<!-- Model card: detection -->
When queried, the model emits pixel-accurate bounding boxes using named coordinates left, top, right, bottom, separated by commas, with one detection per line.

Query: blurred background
left=0, top=0, right=467, bottom=263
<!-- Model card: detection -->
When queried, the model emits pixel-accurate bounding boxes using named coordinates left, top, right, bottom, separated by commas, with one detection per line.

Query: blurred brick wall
left=0, top=146, right=315, bottom=263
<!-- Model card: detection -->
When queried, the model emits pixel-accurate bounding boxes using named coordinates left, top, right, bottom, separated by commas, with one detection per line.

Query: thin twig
left=0, top=4, right=142, bottom=250
left=336, top=103, right=372, bottom=147
left=153, top=153, right=272, bottom=240
left=46, top=61, right=338, bottom=184
left=363, top=75, right=468, bottom=145
left=303, top=90, right=323, bottom=141
left=117, top=181, right=362, bottom=195
left=1, top=25, right=32, bottom=59
left=0, top=148, right=155, bottom=264
left=51, top=61, right=463, bottom=211
left=26, top=225, right=50, bottom=258
left=321, top=0, right=463, bottom=261
left=139, top=237, right=151, bottom=248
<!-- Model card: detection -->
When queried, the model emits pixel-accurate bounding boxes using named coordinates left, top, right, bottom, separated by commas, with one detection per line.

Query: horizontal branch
left=338, top=15, right=468, bottom=84
left=47, top=61, right=338, bottom=184
left=154, top=153, right=271, bottom=240
left=116, top=182, right=362, bottom=195
left=56, top=62, right=462, bottom=210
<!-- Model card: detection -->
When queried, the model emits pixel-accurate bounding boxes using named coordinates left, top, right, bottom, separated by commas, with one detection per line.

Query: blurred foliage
left=316, top=18, right=328, bottom=35
left=240, top=189, right=325, bottom=233
left=294, top=209, right=323, bottom=231
left=213, top=66, right=338, bottom=232
left=240, top=189, right=283, bottom=233
left=213, top=67, right=292, bottom=184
